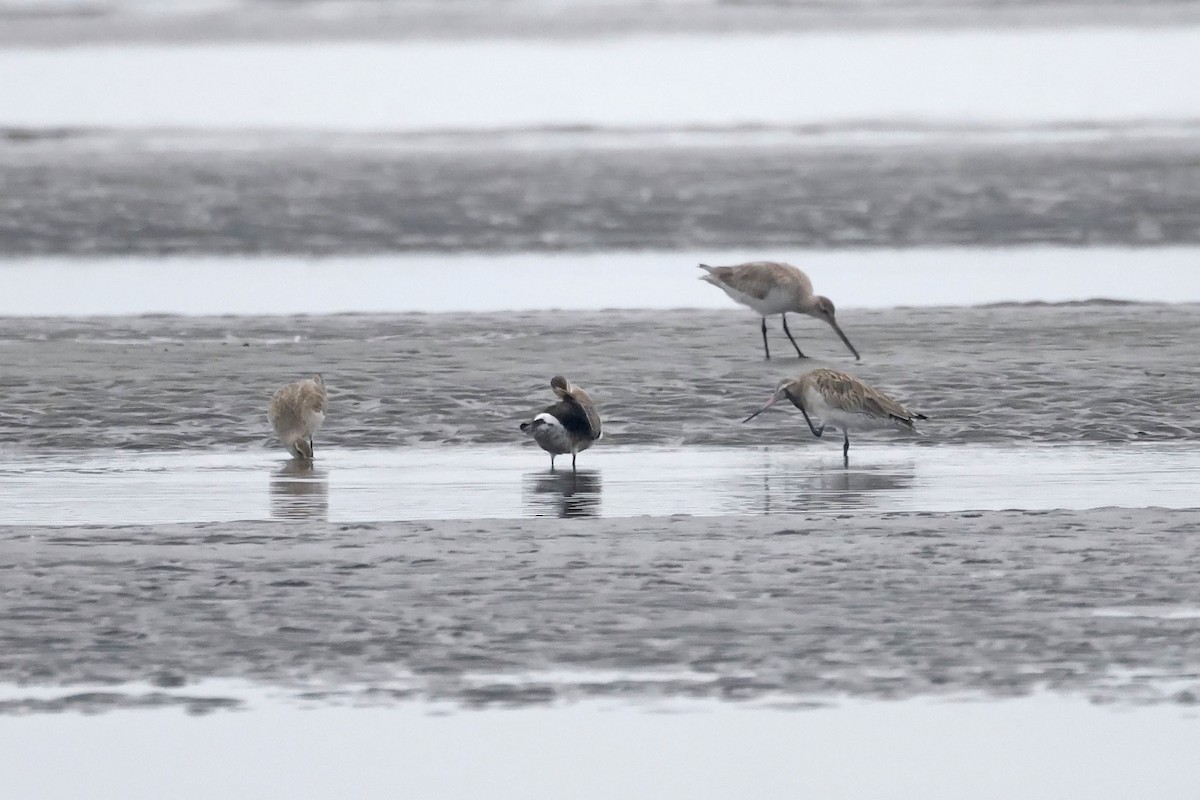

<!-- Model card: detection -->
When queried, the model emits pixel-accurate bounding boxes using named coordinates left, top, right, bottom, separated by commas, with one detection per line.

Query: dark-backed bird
left=743, top=368, right=925, bottom=464
left=268, top=374, right=327, bottom=460
left=698, top=261, right=859, bottom=360
left=520, top=375, right=602, bottom=472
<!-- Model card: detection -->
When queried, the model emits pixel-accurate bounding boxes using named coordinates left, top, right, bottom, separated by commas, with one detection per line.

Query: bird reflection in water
left=754, top=457, right=915, bottom=514
left=523, top=470, right=602, bottom=518
left=270, top=460, right=329, bottom=520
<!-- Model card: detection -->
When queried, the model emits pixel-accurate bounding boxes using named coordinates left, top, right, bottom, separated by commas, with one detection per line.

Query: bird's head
left=809, top=295, right=860, bottom=361
left=550, top=375, right=572, bottom=398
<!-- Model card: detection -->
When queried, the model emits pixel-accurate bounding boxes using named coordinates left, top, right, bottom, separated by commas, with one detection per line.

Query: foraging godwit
left=698, top=261, right=859, bottom=360
left=743, top=368, right=925, bottom=464
left=268, top=374, right=327, bottom=460
left=520, top=375, right=603, bottom=472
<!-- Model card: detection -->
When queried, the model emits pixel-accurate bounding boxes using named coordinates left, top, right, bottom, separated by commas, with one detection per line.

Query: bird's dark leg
left=309, top=437, right=315, bottom=459
left=760, top=317, right=771, bottom=360
left=550, top=454, right=556, bottom=472
left=572, top=452, right=577, bottom=472
left=781, top=313, right=807, bottom=358
left=842, top=431, right=850, bottom=466
left=793, top=397, right=825, bottom=439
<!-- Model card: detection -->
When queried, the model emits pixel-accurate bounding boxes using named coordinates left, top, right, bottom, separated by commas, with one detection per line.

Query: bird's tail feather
left=890, top=413, right=928, bottom=430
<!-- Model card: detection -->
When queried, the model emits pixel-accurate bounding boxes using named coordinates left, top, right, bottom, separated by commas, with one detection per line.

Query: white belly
left=273, top=409, right=324, bottom=446
left=303, top=409, right=325, bottom=438
left=528, top=414, right=573, bottom=455
left=714, top=281, right=795, bottom=316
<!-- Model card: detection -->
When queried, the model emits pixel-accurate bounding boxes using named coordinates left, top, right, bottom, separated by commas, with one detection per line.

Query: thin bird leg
left=843, top=431, right=850, bottom=465
left=760, top=317, right=771, bottom=360
left=550, top=454, right=556, bottom=472
left=309, top=437, right=315, bottom=459
left=781, top=313, right=807, bottom=358
left=572, top=452, right=577, bottom=472
left=793, top=398, right=825, bottom=439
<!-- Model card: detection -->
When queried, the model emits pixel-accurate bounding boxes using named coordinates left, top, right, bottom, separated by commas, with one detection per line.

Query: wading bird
left=520, top=375, right=602, bottom=472
left=268, top=374, right=327, bottom=461
left=698, top=261, right=859, bottom=360
left=743, top=369, right=925, bottom=464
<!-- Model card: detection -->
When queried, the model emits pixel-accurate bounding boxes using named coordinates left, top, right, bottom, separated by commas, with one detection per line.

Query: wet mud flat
left=1, top=508, right=1199, bottom=711
left=8, top=0, right=1200, bottom=46
left=0, top=304, right=1196, bottom=453
left=2, top=305, right=1197, bottom=720
left=5, top=132, right=1200, bottom=255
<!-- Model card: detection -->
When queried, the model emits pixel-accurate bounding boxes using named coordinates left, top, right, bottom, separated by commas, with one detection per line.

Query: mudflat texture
left=1, top=308, right=1197, bottom=712
left=6, top=0, right=1200, bottom=44
left=0, top=304, right=1195, bottom=452
left=4, top=135, right=1200, bottom=255
left=1, top=508, right=1198, bottom=711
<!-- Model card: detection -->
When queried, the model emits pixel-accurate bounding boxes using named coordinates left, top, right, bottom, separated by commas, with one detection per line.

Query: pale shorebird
left=268, top=374, right=327, bottom=461
left=520, top=375, right=602, bottom=472
left=698, top=261, right=859, bottom=361
left=743, top=368, right=926, bottom=464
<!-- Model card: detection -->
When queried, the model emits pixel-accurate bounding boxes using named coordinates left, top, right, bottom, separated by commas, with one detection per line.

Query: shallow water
left=6, top=248, right=1200, bottom=315
left=2, top=444, right=1198, bottom=524
left=6, top=30, right=1200, bottom=130
left=3, top=693, right=1200, bottom=800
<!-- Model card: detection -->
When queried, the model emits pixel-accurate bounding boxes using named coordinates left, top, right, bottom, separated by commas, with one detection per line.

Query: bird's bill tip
left=830, top=320, right=860, bottom=360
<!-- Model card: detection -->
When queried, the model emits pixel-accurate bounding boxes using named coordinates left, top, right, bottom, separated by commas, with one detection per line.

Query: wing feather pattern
left=807, top=369, right=925, bottom=428
left=544, top=376, right=603, bottom=441
left=699, top=262, right=812, bottom=302
left=562, top=387, right=603, bottom=440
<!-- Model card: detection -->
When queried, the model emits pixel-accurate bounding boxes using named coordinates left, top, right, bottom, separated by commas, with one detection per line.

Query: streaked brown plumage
left=743, top=368, right=926, bottom=464
left=268, top=374, right=327, bottom=460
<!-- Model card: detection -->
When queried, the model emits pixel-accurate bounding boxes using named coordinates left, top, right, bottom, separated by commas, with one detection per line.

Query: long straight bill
left=742, top=392, right=781, bottom=423
left=830, top=320, right=861, bottom=361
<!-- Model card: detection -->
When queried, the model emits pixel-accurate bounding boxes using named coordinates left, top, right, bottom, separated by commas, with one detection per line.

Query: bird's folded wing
left=863, top=390, right=916, bottom=424
left=563, top=388, right=603, bottom=439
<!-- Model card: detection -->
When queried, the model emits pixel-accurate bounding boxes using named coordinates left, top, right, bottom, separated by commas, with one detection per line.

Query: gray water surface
left=1, top=444, right=1197, bottom=525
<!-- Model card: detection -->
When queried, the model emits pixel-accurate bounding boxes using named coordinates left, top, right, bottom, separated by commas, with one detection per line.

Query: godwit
left=743, top=368, right=925, bottom=464
left=268, top=374, right=327, bottom=461
left=520, top=375, right=602, bottom=472
left=698, top=261, right=859, bottom=361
